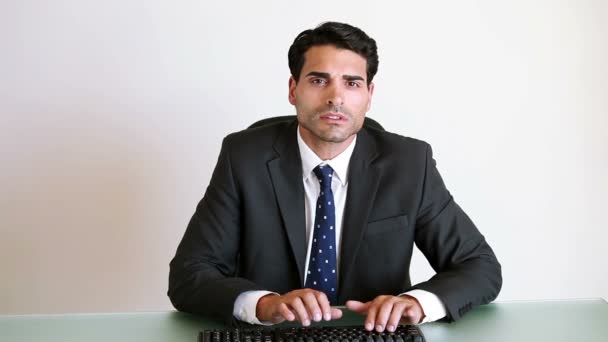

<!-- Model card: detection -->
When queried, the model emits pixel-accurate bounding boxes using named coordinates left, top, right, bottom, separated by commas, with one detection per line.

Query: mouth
left=320, top=112, right=347, bottom=122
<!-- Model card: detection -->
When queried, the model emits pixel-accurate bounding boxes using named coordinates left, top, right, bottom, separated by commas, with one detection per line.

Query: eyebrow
left=305, top=71, right=365, bottom=82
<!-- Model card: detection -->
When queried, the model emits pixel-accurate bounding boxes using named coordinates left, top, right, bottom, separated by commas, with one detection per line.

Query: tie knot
left=313, top=164, right=334, bottom=189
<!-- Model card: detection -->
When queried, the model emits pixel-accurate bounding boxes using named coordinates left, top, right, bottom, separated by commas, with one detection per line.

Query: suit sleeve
left=411, top=143, right=502, bottom=321
left=168, top=136, right=264, bottom=323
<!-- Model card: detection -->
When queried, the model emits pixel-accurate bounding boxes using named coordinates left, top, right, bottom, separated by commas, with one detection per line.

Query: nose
left=325, top=83, right=344, bottom=107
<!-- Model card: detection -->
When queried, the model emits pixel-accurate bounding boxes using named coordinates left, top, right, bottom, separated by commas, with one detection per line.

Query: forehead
left=301, top=45, right=367, bottom=78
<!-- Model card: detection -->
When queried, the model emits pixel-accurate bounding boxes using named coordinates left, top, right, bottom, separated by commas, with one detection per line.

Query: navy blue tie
left=305, top=164, right=338, bottom=304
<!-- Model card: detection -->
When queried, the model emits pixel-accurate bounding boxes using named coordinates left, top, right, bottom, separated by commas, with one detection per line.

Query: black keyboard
left=199, top=325, right=425, bottom=342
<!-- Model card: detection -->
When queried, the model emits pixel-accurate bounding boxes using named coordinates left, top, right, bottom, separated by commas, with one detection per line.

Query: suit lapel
left=339, top=128, right=381, bottom=301
left=267, top=121, right=307, bottom=286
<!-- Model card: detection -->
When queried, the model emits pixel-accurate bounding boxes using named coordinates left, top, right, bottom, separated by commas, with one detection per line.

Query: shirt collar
left=297, top=125, right=356, bottom=187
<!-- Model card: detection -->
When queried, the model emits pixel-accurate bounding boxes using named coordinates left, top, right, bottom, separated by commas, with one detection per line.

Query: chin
left=318, top=132, right=354, bottom=144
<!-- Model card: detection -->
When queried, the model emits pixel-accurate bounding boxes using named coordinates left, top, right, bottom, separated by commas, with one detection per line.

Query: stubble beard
left=300, top=110, right=360, bottom=144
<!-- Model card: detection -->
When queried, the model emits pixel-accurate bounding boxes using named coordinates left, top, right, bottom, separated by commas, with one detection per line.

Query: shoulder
left=220, top=119, right=296, bottom=159
left=226, top=119, right=292, bottom=142
left=362, top=126, right=431, bottom=160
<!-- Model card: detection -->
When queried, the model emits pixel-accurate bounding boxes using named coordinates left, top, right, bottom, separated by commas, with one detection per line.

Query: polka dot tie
left=305, top=164, right=338, bottom=304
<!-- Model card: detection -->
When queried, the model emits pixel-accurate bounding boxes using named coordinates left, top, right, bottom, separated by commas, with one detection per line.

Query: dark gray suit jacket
left=168, top=119, right=502, bottom=323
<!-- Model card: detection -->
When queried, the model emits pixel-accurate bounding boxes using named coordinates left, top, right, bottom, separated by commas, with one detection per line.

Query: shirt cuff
left=400, top=289, right=446, bottom=323
left=233, top=290, right=278, bottom=325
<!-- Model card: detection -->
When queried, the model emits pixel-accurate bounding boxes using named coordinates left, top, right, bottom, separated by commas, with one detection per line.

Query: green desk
left=2, top=299, right=607, bottom=342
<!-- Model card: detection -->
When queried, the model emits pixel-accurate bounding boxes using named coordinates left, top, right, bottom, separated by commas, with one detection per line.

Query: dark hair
left=288, top=22, right=379, bottom=86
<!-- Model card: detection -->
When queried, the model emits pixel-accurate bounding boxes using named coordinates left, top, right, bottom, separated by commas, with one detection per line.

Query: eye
left=311, top=78, right=327, bottom=85
left=347, top=81, right=361, bottom=88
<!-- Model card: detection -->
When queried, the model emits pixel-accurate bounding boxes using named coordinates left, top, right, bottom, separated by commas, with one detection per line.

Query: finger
left=315, top=292, right=332, bottom=321
left=387, top=301, right=407, bottom=332
left=301, top=291, right=323, bottom=322
left=364, top=301, right=379, bottom=332
left=289, top=297, right=311, bottom=326
left=277, top=302, right=295, bottom=322
left=375, top=298, right=395, bottom=332
left=345, top=300, right=370, bottom=313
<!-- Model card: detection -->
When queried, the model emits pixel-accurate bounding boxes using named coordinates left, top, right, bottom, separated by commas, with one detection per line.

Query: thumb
left=271, top=313, right=286, bottom=324
left=345, top=300, right=371, bottom=313
left=330, top=307, right=343, bottom=320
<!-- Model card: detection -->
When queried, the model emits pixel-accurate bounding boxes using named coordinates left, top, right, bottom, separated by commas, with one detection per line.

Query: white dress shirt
left=233, top=126, right=446, bottom=324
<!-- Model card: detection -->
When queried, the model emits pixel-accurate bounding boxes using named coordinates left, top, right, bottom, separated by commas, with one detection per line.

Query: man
left=168, top=22, right=502, bottom=331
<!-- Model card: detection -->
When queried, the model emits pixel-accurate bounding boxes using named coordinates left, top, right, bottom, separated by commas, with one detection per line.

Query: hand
left=346, top=295, right=425, bottom=332
left=256, top=289, right=343, bottom=325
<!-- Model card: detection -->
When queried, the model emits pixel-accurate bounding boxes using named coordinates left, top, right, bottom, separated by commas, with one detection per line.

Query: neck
left=300, top=131, right=355, bottom=160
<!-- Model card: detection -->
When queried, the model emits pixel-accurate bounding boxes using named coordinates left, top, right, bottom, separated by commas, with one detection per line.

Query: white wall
left=1, top=0, right=606, bottom=314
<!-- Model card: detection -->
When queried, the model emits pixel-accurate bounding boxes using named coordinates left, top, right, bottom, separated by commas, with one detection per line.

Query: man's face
left=289, top=45, right=374, bottom=148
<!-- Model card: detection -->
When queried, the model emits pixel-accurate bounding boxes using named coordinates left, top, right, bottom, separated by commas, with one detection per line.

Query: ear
left=288, top=76, right=297, bottom=105
left=366, top=82, right=375, bottom=111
